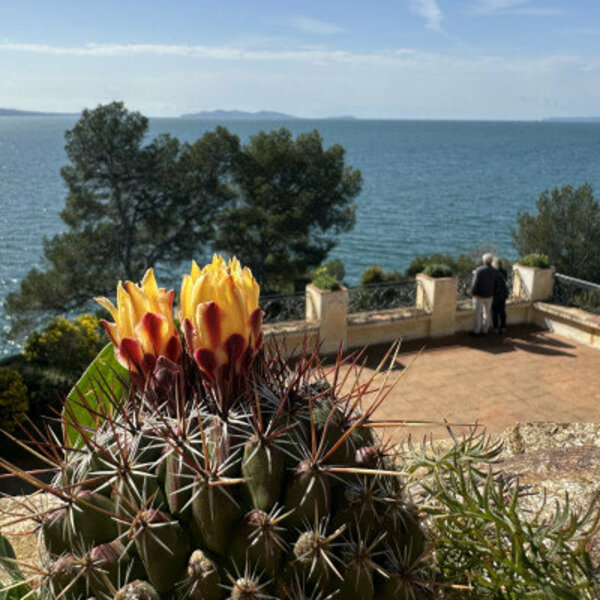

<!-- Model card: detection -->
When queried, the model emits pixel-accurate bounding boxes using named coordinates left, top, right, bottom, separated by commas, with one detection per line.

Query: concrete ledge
left=533, top=302, right=600, bottom=349
left=455, top=299, right=532, bottom=332
left=347, top=307, right=430, bottom=347
left=263, top=320, right=319, bottom=352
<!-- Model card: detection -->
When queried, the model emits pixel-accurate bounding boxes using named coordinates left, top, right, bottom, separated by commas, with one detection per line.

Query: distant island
left=180, top=109, right=358, bottom=121
left=0, top=108, right=79, bottom=117
left=542, top=116, right=600, bottom=123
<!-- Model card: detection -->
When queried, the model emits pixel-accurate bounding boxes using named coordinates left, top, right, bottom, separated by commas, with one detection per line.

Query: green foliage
left=322, top=258, right=346, bottom=282
left=24, top=314, right=102, bottom=378
left=519, top=252, right=550, bottom=269
left=423, top=263, right=454, bottom=278
left=63, top=343, right=129, bottom=449
left=6, top=102, right=239, bottom=323
left=214, top=128, right=361, bottom=292
left=403, top=431, right=600, bottom=598
left=0, top=367, right=28, bottom=433
left=311, top=267, right=341, bottom=291
left=406, top=253, right=476, bottom=278
left=360, top=265, right=404, bottom=285
left=513, top=184, right=600, bottom=282
left=0, top=533, right=30, bottom=600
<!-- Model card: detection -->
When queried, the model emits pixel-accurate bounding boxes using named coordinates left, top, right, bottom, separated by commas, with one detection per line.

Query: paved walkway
left=347, top=325, right=600, bottom=441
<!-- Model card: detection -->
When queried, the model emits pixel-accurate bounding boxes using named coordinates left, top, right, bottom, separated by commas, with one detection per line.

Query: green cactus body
left=340, top=562, right=375, bottom=599
left=41, top=508, right=72, bottom=556
left=181, top=549, right=221, bottom=600
left=191, top=477, right=241, bottom=556
left=72, top=491, right=119, bottom=546
left=241, top=438, right=283, bottom=511
left=133, top=509, right=190, bottom=593
left=164, top=450, right=196, bottom=519
left=48, top=555, right=87, bottom=600
left=283, top=461, right=331, bottom=530
left=88, top=539, right=144, bottom=596
left=228, top=509, right=283, bottom=577
left=115, top=580, right=161, bottom=600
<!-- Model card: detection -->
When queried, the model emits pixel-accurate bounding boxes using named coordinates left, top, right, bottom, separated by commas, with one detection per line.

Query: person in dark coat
left=492, top=257, right=508, bottom=333
left=471, top=253, right=497, bottom=335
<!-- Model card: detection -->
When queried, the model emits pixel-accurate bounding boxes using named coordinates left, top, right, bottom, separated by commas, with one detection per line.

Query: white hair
left=482, top=253, right=493, bottom=265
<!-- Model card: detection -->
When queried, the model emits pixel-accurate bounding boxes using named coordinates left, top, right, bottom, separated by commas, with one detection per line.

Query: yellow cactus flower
left=180, top=255, right=263, bottom=381
left=95, top=269, right=182, bottom=377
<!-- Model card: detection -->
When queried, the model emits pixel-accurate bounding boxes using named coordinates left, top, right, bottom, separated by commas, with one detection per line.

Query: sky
left=1, top=0, right=599, bottom=119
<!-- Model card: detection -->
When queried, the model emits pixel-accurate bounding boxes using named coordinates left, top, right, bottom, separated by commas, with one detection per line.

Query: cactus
left=0, top=258, right=432, bottom=599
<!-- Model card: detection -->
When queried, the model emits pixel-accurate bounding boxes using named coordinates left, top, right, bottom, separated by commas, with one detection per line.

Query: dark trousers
left=492, top=300, right=506, bottom=330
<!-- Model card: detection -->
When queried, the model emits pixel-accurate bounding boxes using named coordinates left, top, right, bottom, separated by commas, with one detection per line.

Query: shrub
left=322, top=258, right=345, bottom=282
left=423, top=263, right=454, bottom=278
left=360, top=265, right=404, bottom=285
left=311, top=266, right=341, bottom=291
left=407, top=253, right=476, bottom=278
left=0, top=367, right=29, bottom=433
left=519, top=253, right=550, bottom=269
left=24, top=313, right=102, bottom=378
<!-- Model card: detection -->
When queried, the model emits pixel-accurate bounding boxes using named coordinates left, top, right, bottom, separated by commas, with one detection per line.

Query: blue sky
left=1, top=0, right=599, bottom=118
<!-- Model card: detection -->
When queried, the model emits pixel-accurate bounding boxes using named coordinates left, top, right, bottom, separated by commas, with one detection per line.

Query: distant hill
left=180, top=110, right=298, bottom=120
left=0, top=108, right=78, bottom=117
left=543, top=116, right=600, bottom=123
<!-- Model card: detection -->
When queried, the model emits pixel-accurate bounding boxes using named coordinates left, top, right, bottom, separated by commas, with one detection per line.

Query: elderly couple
left=470, top=253, right=508, bottom=336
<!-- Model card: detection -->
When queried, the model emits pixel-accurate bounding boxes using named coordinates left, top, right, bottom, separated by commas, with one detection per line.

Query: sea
left=2, top=117, right=600, bottom=356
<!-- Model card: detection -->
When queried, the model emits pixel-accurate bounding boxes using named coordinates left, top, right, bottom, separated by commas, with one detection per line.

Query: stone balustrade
left=262, top=265, right=600, bottom=352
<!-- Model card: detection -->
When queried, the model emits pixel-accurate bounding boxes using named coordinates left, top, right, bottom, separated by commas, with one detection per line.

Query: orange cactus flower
left=95, top=268, right=182, bottom=378
left=180, top=255, right=263, bottom=382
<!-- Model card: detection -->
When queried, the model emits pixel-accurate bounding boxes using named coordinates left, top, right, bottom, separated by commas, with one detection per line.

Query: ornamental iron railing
left=551, top=274, right=600, bottom=315
left=348, top=280, right=417, bottom=314
left=457, top=270, right=517, bottom=302
left=261, top=292, right=306, bottom=323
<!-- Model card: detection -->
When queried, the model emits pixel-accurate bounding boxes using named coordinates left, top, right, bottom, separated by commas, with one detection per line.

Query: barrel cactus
left=0, top=256, right=432, bottom=599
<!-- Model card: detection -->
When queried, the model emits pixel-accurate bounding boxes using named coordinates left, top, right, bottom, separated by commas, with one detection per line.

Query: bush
left=360, top=265, right=404, bottom=285
left=519, top=253, right=550, bottom=269
left=311, top=267, right=341, bottom=291
left=406, top=253, right=476, bottom=278
left=322, top=258, right=345, bottom=282
left=423, top=263, right=454, bottom=278
left=0, top=367, right=29, bottom=433
left=513, top=184, right=600, bottom=282
left=24, top=313, right=102, bottom=378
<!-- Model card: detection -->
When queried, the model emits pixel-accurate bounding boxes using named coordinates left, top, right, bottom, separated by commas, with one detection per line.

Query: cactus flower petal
left=95, top=268, right=182, bottom=379
left=180, top=255, right=262, bottom=383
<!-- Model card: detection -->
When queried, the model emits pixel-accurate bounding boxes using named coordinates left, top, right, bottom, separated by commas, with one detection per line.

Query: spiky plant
left=0, top=256, right=432, bottom=600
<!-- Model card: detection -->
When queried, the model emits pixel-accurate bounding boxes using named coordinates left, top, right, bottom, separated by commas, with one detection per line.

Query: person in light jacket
left=471, top=253, right=497, bottom=336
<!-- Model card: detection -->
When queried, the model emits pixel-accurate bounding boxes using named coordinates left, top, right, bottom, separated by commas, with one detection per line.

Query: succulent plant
left=0, top=256, right=432, bottom=599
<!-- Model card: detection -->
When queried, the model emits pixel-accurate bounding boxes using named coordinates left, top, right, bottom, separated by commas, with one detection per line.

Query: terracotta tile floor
left=341, top=325, right=600, bottom=441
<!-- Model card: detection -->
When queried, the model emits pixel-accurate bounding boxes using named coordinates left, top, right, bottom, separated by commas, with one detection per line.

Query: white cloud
left=1, top=40, right=599, bottom=119
left=291, top=16, right=346, bottom=35
left=473, top=0, right=563, bottom=16
left=409, top=0, right=443, bottom=30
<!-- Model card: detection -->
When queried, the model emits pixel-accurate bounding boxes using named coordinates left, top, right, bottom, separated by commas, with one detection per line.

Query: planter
left=513, top=264, right=555, bottom=301
left=416, top=273, right=458, bottom=337
left=305, top=283, right=348, bottom=353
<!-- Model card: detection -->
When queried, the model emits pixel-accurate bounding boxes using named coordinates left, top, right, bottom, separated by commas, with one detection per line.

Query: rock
left=501, top=422, right=600, bottom=456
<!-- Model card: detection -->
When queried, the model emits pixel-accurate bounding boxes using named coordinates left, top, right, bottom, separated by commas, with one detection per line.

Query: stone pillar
left=512, top=264, right=555, bottom=301
left=416, top=274, right=458, bottom=337
left=305, top=284, right=348, bottom=353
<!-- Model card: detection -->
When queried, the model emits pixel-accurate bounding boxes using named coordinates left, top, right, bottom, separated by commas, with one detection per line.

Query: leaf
left=63, top=343, right=129, bottom=449
left=0, top=534, right=30, bottom=600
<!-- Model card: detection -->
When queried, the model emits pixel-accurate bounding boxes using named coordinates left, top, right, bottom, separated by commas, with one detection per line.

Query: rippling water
left=2, top=117, right=600, bottom=355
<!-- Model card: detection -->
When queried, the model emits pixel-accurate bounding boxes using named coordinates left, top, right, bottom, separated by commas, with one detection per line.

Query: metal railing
left=348, top=280, right=417, bottom=314
left=261, top=292, right=305, bottom=323
left=457, top=270, right=517, bottom=302
left=551, top=274, right=600, bottom=314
